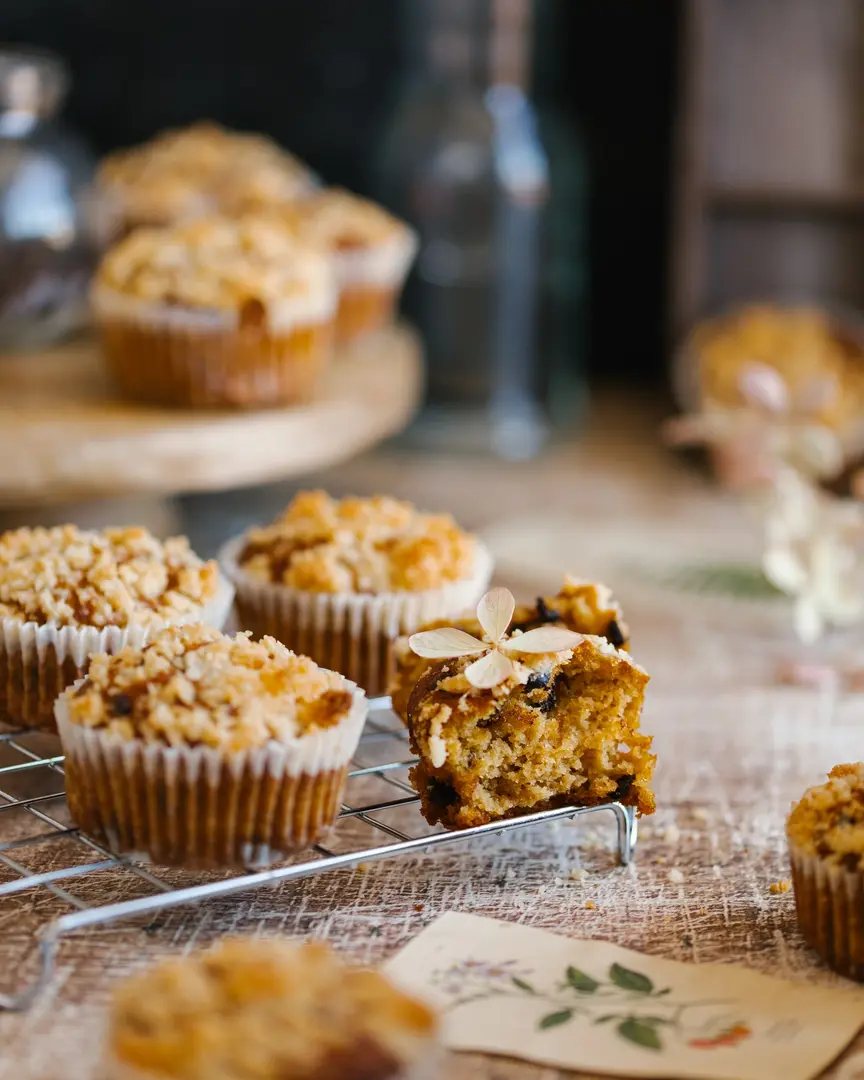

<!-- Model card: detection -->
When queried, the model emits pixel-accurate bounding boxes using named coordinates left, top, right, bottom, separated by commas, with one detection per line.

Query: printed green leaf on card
left=609, top=963, right=654, bottom=994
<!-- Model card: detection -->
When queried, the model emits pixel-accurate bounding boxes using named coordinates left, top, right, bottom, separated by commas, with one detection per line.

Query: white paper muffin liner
left=332, top=227, right=419, bottom=292
left=219, top=536, right=494, bottom=697
left=789, top=838, right=864, bottom=981
left=56, top=679, right=367, bottom=869
left=0, top=575, right=234, bottom=732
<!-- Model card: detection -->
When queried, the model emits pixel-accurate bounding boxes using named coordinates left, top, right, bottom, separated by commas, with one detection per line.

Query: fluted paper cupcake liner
left=220, top=537, right=494, bottom=698
left=789, top=839, right=864, bottom=980
left=56, top=680, right=367, bottom=869
left=0, top=575, right=234, bottom=734
left=97, top=316, right=334, bottom=409
left=332, top=228, right=417, bottom=345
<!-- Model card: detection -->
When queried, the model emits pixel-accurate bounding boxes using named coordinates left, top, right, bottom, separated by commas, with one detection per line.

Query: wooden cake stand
left=0, top=323, right=422, bottom=530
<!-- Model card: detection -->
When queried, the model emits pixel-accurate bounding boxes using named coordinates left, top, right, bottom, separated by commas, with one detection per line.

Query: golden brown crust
left=0, top=525, right=218, bottom=629
left=109, top=938, right=437, bottom=1080
left=62, top=623, right=353, bottom=747
left=94, top=217, right=334, bottom=322
left=98, top=121, right=316, bottom=227
left=787, top=763, right=864, bottom=870
left=405, top=636, right=654, bottom=829
left=390, top=576, right=628, bottom=722
left=239, top=490, right=477, bottom=594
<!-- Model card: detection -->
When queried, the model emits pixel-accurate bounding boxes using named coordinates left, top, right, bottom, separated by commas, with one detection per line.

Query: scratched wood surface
left=1, top=396, right=862, bottom=1080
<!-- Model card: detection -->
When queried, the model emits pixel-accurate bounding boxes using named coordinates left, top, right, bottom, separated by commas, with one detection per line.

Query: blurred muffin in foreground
left=92, top=216, right=337, bottom=409
left=98, top=121, right=317, bottom=235
left=105, top=938, right=440, bottom=1080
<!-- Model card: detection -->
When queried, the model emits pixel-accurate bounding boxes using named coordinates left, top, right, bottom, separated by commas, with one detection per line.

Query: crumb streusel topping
left=280, top=189, right=408, bottom=250
left=99, top=121, right=315, bottom=225
left=93, top=217, right=336, bottom=328
left=63, top=624, right=354, bottom=748
left=110, top=938, right=436, bottom=1080
left=788, top=763, right=864, bottom=870
left=0, top=525, right=219, bottom=630
left=238, top=490, right=477, bottom=594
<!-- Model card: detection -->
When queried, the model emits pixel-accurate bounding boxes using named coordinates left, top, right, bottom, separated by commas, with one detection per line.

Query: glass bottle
left=376, top=0, right=553, bottom=460
left=0, top=48, right=103, bottom=350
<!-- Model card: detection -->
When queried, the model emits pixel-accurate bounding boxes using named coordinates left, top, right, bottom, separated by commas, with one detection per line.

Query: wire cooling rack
left=0, top=696, right=638, bottom=1012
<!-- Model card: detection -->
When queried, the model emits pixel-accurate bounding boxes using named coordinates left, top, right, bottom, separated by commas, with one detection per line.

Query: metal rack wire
left=0, top=696, right=638, bottom=1012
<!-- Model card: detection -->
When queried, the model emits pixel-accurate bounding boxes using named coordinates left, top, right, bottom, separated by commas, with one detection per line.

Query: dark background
left=0, top=0, right=680, bottom=386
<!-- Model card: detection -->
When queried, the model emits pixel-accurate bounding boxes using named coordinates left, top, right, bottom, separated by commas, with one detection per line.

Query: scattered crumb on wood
left=569, top=868, right=587, bottom=883
left=667, top=868, right=685, bottom=885
left=585, top=900, right=597, bottom=910
left=692, top=808, right=711, bottom=822
left=663, top=824, right=681, bottom=845
left=769, top=879, right=791, bottom=895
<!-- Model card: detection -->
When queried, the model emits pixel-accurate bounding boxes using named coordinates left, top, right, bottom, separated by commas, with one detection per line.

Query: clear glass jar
left=375, top=0, right=555, bottom=460
left=0, top=48, right=103, bottom=350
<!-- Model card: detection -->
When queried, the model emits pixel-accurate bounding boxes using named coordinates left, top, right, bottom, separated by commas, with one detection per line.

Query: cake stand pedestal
left=0, top=323, right=423, bottom=532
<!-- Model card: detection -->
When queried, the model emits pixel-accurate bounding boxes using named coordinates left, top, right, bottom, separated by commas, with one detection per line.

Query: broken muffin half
left=403, top=587, right=654, bottom=830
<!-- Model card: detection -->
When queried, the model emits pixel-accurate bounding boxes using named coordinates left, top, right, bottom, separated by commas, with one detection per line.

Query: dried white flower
left=762, top=468, right=864, bottom=642
left=664, top=362, right=844, bottom=484
left=409, top=586, right=584, bottom=689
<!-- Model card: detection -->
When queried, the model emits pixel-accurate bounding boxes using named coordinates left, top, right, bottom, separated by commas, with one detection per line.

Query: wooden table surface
left=2, top=394, right=862, bottom=1080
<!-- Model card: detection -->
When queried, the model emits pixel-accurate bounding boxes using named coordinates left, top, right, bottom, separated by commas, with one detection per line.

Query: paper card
left=384, top=913, right=864, bottom=1080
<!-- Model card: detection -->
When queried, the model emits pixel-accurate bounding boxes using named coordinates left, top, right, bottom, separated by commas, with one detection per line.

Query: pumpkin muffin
left=98, top=121, right=317, bottom=235
left=0, top=524, right=231, bottom=732
left=276, top=189, right=417, bottom=344
left=92, top=216, right=337, bottom=408
left=403, top=587, right=654, bottom=829
left=390, top=576, right=628, bottom=722
left=787, top=763, right=864, bottom=980
left=56, top=624, right=367, bottom=868
left=104, top=938, right=440, bottom=1080
left=220, top=491, right=493, bottom=698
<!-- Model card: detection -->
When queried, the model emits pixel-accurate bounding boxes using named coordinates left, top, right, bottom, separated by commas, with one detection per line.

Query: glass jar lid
left=0, top=47, right=67, bottom=121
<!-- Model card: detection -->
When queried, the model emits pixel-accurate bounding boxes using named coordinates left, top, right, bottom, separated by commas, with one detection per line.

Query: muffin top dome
left=788, top=763, right=864, bottom=871
left=0, top=524, right=219, bottom=630
left=237, top=490, right=477, bottom=594
left=61, top=623, right=356, bottom=750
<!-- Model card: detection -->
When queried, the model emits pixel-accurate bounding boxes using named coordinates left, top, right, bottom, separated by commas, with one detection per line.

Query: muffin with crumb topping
left=97, top=121, right=318, bottom=235
left=390, top=576, right=629, bottom=723
left=0, top=524, right=232, bottom=732
left=220, top=491, right=492, bottom=698
left=105, top=938, right=440, bottom=1080
left=92, top=216, right=337, bottom=409
left=787, top=763, right=864, bottom=980
left=275, top=189, right=417, bottom=345
left=56, top=623, right=367, bottom=867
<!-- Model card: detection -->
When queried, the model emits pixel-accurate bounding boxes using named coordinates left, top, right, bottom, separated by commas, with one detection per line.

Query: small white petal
left=476, top=587, right=515, bottom=644
left=762, top=549, right=807, bottom=594
left=501, top=626, right=584, bottom=654
left=408, top=628, right=487, bottom=659
left=794, top=598, right=824, bottom=643
left=739, top=362, right=790, bottom=413
left=464, top=649, right=516, bottom=688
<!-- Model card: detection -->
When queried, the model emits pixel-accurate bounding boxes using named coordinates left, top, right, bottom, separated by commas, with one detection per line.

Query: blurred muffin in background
left=92, top=216, right=337, bottom=409
left=682, top=304, right=864, bottom=432
left=272, top=190, right=417, bottom=345
left=97, top=121, right=317, bottom=235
